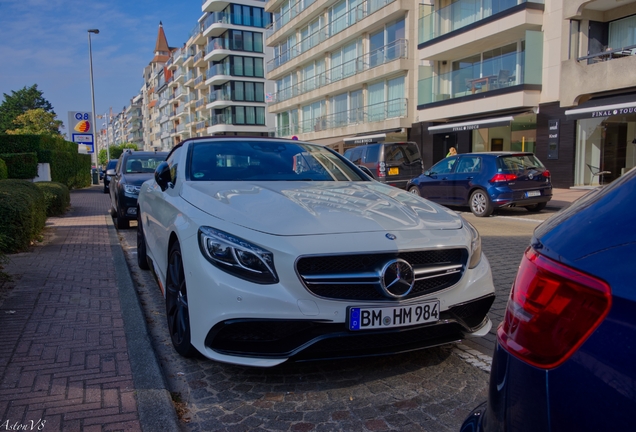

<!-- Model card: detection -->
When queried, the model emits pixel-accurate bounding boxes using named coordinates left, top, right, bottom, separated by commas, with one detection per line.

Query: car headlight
left=124, top=184, right=141, bottom=195
left=198, top=227, right=278, bottom=284
left=464, top=219, right=482, bottom=269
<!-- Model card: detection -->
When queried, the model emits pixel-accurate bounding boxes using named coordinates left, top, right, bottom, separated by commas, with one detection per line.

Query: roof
left=152, top=22, right=170, bottom=63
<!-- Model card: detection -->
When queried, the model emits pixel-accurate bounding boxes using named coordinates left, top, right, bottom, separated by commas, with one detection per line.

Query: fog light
left=127, top=207, right=137, bottom=215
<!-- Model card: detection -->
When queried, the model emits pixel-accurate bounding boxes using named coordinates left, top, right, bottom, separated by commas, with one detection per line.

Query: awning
left=343, top=133, right=387, bottom=145
left=565, top=101, right=636, bottom=120
left=428, top=116, right=514, bottom=134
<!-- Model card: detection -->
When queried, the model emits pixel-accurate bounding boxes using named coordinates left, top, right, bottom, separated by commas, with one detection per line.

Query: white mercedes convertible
left=137, top=136, right=495, bottom=367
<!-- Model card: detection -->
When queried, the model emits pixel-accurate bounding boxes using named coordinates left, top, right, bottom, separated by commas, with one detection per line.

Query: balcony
left=418, top=51, right=530, bottom=105
left=271, top=39, right=407, bottom=104
left=276, top=99, right=406, bottom=137
left=560, top=45, right=636, bottom=106
left=206, top=89, right=233, bottom=108
left=267, top=0, right=396, bottom=73
left=202, top=12, right=230, bottom=37
left=174, top=67, right=184, bottom=83
left=205, top=63, right=231, bottom=84
left=267, top=0, right=317, bottom=38
left=205, top=38, right=230, bottom=62
left=193, top=50, right=206, bottom=67
left=196, top=119, right=209, bottom=131
left=418, top=0, right=544, bottom=45
left=194, top=73, right=206, bottom=88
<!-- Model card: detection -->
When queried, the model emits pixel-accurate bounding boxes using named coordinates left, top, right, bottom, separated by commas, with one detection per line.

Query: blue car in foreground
left=461, top=167, right=636, bottom=432
left=407, top=152, right=552, bottom=217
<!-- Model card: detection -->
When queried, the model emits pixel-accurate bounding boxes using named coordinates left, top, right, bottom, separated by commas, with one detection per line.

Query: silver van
left=343, top=142, right=423, bottom=190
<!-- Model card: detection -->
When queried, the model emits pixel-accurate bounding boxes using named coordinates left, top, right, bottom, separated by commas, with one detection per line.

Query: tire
left=470, top=190, right=493, bottom=217
left=116, top=207, right=130, bottom=229
left=109, top=205, right=116, bottom=217
left=408, top=186, right=421, bottom=196
left=166, top=242, right=197, bottom=358
left=137, top=213, right=150, bottom=270
left=525, top=202, right=547, bottom=212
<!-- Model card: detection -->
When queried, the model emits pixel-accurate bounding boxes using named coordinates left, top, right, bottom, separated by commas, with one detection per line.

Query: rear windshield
left=384, top=143, right=421, bottom=164
left=497, top=154, right=545, bottom=173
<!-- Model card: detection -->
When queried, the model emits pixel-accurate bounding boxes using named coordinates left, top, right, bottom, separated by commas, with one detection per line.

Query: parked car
left=108, top=150, right=167, bottom=229
left=460, top=166, right=636, bottom=432
left=136, top=136, right=495, bottom=366
left=102, top=159, right=118, bottom=193
left=343, top=142, right=423, bottom=190
left=407, top=152, right=552, bottom=217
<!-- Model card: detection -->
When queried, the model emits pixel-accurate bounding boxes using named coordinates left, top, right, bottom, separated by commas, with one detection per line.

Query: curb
left=106, top=214, right=182, bottom=432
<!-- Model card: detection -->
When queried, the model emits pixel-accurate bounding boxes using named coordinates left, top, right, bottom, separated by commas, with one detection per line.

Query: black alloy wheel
left=136, top=212, right=150, bottom=270
left=166, top=242, right=197, bottom=357
left=116, top=202, right=130, bottom=229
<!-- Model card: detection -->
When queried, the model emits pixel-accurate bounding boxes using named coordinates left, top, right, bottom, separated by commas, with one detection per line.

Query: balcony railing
left=195, top=98, right=207, bottom=108
left=206, top=37, right=228, bottom=55
left=268, top=0, right=396, bottom=72
left=418, top=51, right=525, bottom=105
left=419, top=0, right=544, bottom=45
left=193, top=50, right=205, bottom=64
left=194, top=74, right=206, bottom=86
left=188, top=22, right=203, bottom=40
left=203, top=12, right=230, bottom=33
left=277, top=98, right=406, bottom=136
left=185, top=71, right=195, bottom=82
left=196, top=119, right=209, bottom=130
left=267, top=0, right=317, bottom=37
left=577, top=44, right=636, bottom=65
left=272, top=39, right=407, bottom=103
left=207, top=89, right=232, bottom=104
left=206, top=63, right=231, bottom=80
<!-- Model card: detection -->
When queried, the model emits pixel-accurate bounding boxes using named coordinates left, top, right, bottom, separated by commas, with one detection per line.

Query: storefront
left=566, top=101, right=636, bottom=186
left=426, top=112, right=537, bottom=153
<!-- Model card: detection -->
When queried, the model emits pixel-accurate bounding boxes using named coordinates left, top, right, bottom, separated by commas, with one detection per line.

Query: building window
left=569, top=20, right=580, bottom=60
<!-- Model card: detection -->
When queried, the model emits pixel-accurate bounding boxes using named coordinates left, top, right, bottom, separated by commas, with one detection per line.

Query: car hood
left=180, top=181, right=462, bottom=236
left=122, top=173, right=155, bottom=186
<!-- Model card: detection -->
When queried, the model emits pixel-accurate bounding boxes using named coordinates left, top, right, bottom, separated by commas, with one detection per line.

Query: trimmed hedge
left=0, top=179, right=47, bottom=253
left=36, top=181, right=70, bottom=216
left=0, top=152, right=38, bottom=179
left=0, top=158, right=7, bottom=180
left=0, top=135, right=91, bottom=188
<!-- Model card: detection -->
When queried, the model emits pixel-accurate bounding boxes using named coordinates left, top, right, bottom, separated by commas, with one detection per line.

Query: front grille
left=296, top=249, right=467, bottom=301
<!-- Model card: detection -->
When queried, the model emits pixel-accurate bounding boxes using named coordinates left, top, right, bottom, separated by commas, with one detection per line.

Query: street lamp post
left=88, top=29, right=99, bottom=182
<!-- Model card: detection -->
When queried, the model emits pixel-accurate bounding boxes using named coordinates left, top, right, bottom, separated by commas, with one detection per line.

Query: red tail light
left=542, top=170, right=551, bottom=178
left=377, top=166, right=385, bottom=178
left=497, top=248, right=611, bottom=369
left=490, top=173, right=517, bottom=183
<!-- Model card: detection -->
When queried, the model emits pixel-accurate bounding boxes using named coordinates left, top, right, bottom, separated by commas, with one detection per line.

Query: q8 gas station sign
left=68, top=111, right=94, bottom=154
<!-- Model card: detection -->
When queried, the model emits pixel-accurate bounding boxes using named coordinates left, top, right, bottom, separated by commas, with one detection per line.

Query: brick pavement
left=0, top=186, right=178, bottom=432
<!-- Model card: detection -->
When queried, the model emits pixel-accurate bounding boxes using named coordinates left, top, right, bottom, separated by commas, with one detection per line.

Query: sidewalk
left=546, top=187, right=593, bottom=210
left=0, top=186, right=179, bottom=432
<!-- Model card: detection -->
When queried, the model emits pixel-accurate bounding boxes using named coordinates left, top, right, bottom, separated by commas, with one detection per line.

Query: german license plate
left=348, top=301, right=439, bottom=331
left=388, top=167, right=399, bottom=175
left=526, top=190, right=541, bottom=197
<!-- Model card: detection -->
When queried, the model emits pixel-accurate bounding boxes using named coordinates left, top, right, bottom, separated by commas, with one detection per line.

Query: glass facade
left=471, top=113, right=537, bottom=153
left=574, top=115, right=636, bottom=186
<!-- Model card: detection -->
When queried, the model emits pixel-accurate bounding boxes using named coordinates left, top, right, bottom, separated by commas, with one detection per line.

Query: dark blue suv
left=460, top=165, right=636, bottom=432
left=407, top=152, right=552, bottom=217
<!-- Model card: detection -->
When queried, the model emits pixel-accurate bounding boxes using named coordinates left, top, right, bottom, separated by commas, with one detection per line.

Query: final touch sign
left=591, top=106, right=636, bottom=118
left=67, top=111, right=94, bottom=154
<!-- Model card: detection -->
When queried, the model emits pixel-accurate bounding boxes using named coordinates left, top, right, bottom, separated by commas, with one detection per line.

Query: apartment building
left=200, top=0, right=275, bottom=136
left=414, top=0, right=636, bottom=188
left=126, top=95, right=144, bottom=147
left=264, top=0, right=419, bottom=151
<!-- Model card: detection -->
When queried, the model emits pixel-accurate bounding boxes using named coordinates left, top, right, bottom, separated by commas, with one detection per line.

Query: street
left=116, top=206, right=554, bottom=431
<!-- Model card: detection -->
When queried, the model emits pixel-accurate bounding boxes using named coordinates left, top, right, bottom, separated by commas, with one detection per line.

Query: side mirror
left=357, top=165, right=374, bottom=179
left=154, top=162, right=172, bottom=191
left=106, top=169, right=116, bottom=176
left=423, top=170, right=430, bottom=176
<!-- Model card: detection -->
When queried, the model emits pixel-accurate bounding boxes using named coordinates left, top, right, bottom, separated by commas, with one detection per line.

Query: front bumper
left=118, top=193, right=139, bottom=221
left=205, top=294, right=494, bottom=361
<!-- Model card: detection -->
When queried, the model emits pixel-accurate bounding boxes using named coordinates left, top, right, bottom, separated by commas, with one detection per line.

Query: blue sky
left=0, top=0, right=204, bottom=135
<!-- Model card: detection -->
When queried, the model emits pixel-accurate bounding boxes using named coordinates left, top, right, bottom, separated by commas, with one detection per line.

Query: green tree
left=100, top=143, right=138, bottom=165
left=0, top=85, right=56, bottom=134
left=5, top=109, right=63, bottom=136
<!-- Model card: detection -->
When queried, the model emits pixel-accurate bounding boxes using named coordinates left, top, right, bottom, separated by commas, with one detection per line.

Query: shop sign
left=547, top=119, right=559, bottom=160
left=591, top=107, right=636, bottom=118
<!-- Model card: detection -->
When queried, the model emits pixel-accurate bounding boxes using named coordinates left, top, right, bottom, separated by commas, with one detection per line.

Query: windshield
left=125, top=155, right=166, bottom=174
left=189, top=141, right=368, bottom=182
left=497, top=154, right=545, bottom=172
